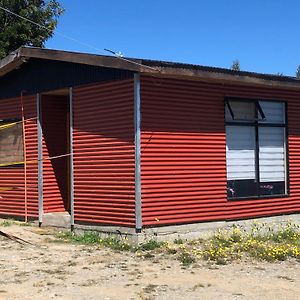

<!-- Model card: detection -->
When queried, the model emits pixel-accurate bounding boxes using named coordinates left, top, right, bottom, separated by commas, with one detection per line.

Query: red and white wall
left=0, top=75, right=300, bottom=228
left=140, top=75, right=300, bottom=226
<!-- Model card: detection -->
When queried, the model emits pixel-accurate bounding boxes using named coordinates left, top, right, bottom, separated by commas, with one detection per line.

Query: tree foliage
left=231, top=59, right=240, bottom=71
left=0, top=0, right=64, bottom=59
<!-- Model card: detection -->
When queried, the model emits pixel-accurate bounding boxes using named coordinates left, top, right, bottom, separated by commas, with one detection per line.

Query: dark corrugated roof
left=1, top=47, right=300, bottom=89
left=136, top=57, right=300, bottom=83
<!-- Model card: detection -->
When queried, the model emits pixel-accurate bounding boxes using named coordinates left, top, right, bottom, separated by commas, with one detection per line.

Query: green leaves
left=0, top=0, right=64, bottom=59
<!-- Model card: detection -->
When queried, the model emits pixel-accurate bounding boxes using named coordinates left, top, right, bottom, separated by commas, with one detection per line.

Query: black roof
left=138, top=57, right=299, bottom=83
left=1, top=47, right=300, bottom=89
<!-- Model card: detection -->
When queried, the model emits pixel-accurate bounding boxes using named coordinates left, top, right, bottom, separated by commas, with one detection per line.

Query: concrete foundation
left=38, top=212, right=71, bottom=228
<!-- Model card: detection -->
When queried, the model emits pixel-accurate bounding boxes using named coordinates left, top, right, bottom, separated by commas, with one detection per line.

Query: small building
left=0, top=47, right=299, bottom=234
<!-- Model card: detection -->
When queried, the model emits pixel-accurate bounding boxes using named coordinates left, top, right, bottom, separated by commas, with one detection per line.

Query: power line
left=0, top=5, right=105, bottom=54
left=0, top=6, right=160, bottom=72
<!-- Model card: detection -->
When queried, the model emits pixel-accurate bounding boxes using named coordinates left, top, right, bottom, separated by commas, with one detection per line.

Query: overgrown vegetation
left=0, top=219, right=32, bottom=227
left=0, top=219, right=14, bottom=227
left=178, top=252, right=195, bottom=266
left=201, top=221, right=300, bottom=264
left=57, top=231, right=164, bottom=253
left=56, top=221, right=300, bottom=266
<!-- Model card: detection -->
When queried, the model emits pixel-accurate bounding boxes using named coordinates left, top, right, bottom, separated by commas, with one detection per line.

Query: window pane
left=259, top=127, right=286, bottom=195
left=0, top=122, right=24, bottom=166
left=226, top=126, right=256, bottom=180
left=227, top=179, right=257, bottom=199
left=226, top=126, right=257, bottom=198
left=225, top=101, right=255, bottom=122
left=258, top=101, right=285, bottom=124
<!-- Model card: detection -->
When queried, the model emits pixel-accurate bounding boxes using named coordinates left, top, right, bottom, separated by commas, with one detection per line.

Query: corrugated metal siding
left=73, top=79, right=135, bottom=226
left=140, top=76, right=300, bottom=226
left=0, top=58, right=134, bottom=100
left=41, top=95, right=69, bottom=213
left=224, top=83, right=300, bottom=219
left=0, top=95, right=38, bottom=218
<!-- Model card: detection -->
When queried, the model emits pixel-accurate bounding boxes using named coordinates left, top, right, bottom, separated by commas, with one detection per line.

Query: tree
left=231, top=59, right=240, bottom=71
left=0, top=0, right=64, bottom=59
left=296, top=65, right=300, bottom=79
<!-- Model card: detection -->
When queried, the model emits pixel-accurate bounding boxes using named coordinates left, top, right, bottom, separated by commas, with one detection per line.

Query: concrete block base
left=37, top=212, right=71, bottom=228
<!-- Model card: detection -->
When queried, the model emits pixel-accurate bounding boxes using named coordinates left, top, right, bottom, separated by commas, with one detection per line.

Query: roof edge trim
left=1, top=47, right=300, bottom=90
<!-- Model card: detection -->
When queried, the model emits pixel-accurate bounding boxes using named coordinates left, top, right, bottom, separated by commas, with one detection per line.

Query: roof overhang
left=0, top=49, right=26, bottom=76
left=151, top=68, right=300, bottom=90
left=0, top=47, right=143, bottom=76
left=1, top=47, right=300, bottom=91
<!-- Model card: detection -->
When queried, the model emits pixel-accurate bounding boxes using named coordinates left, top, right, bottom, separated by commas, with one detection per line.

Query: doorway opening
left=41, top=89, right=70, bottom=214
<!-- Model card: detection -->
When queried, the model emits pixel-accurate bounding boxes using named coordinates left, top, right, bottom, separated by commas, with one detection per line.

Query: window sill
left=228, top=194, right=289, bottom=201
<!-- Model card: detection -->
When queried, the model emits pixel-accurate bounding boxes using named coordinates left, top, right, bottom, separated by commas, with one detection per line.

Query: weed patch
left=0, top=220, right=13, bottom=227
left=178, top=252, right=195, bottom=266
left=201, top=221, right=300, bottom=263
left=56, top=221, right=300, bottom=264
left=138, top=240, right=165, bottom=251
left=57, top=231, right=132, bottom=251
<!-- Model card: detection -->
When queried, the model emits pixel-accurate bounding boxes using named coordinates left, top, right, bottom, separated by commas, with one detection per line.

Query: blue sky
left=46, top=0, right=300, bottom=76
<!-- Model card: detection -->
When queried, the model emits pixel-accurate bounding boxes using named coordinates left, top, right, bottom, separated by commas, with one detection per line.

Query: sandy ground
left=0, top=224, right=299, bottom=300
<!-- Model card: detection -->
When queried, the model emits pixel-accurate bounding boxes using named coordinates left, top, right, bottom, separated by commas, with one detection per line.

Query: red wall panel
left=141, top=76, right=300, bottom=226
left=41, top=95, right=69, bottom=213
left=73, top=79, right=136, bottom=226
left=0, top=95, right=38, bottom=219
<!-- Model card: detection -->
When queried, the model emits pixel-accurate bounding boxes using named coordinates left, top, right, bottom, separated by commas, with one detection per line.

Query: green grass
left=0, top=219, right=32, bottom=227
left=138, top=240, right=165, bottom=251
left=0, top=220, right=14, bottom=227
left=201, top=221, right=300, bottom=263
left=178, top=252, right=195, bottom=266
left=57, top=231, right=166, bottom=253
left=174, top=238, right=184, bottom=245
left=57, top=231, right=132, bottom=251
left=56, top=221, right=300, bottom=265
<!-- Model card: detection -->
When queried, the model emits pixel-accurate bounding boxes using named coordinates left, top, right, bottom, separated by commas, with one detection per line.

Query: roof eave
left=1, top=47, right=300, bottom=91
left=141, top=67, right=300, bottom=91
left=0, top=47, right=145, bottom=77
left=0, top=47, right=26, bottom=77
left=20, top=47, right=144, bottom=72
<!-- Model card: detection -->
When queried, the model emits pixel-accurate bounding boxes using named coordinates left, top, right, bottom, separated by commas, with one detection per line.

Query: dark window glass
left=225, top=101, right=255, bottom=122
left=225, top=99, right=287, bottom=199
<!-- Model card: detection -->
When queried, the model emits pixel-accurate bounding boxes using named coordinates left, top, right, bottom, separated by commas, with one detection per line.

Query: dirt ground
left=0, top=223, right=299, bottom=300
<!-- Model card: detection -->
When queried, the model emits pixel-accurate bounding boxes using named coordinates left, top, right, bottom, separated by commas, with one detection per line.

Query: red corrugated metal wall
left=1, top=75, right=300, bottom=228
left=73, top=79, right=136, bottom=226
left=41, top=95, right=69, bottom=213
left=0, top=95, right=38, bottom=218
left=140, top=75, right=300, bottom=226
